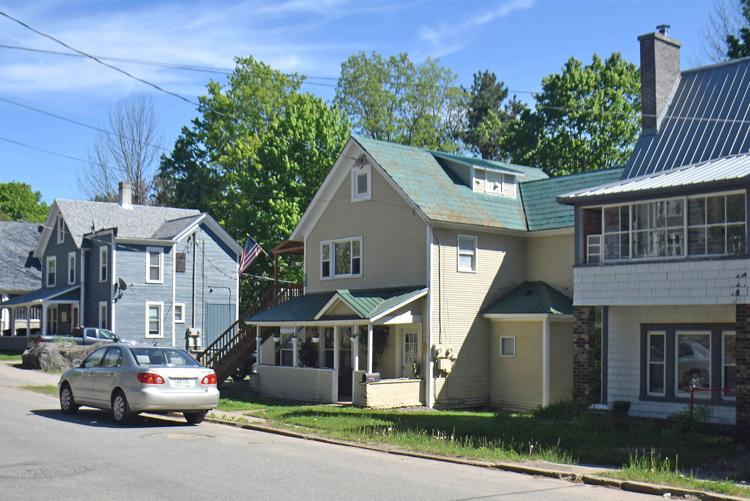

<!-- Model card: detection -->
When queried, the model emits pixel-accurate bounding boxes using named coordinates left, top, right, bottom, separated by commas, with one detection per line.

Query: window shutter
left=176, top=252, right=186, bottom=272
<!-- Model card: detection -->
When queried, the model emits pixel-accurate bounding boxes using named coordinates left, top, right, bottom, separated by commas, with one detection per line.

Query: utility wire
left=0, top=134, right=87, bottom=163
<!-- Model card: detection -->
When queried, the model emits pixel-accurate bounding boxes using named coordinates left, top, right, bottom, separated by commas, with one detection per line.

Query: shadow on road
left=31, top=408, right=192, bottom=429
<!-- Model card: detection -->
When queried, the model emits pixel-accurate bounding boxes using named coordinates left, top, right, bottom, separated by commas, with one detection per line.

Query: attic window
left=472, top=167, right=516, bottom=198
left=351, top=163, right=371, bottom=202
left=56, top=215, right=64, bottom=244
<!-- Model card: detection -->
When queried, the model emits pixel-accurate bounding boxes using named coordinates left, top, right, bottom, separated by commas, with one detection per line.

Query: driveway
left=0, top=363, right=646, bottom=500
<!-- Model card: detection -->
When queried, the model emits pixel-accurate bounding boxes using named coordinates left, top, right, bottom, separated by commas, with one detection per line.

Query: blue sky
left=0, top=0, right=717, bottom=202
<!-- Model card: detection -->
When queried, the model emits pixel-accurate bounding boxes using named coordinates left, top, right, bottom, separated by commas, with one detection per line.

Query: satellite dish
left=118, top=278, right=128, bottom=291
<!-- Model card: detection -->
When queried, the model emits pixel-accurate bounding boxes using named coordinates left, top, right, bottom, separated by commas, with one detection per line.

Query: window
left=647, top=331, right=666, bottom=396
left=688, top=193, right=746, bottom=256
left=98, top=302, right=108, bottom=330
left=174, top=303, right=185, bottom=323
left=47, top=305, right=58, bottom=333
left=99, top=246, right=108, bottom=283
left=175, top=252, right=187, bottom=273
left=472, top=167, right=517, bottom=197
left=403, top=331, right=420, bottom=373
left=56, top=215, right=64, bottom=244
left=323, top=327, right=335, bottom=369
left=46, top=256, right=56, bottom=287
left=500, top=336, right=516, bottom=357
left=68, top=252, right=76, bottom=285
left=146, top=247, right=164, bottom=283
left=351, top=163, right=371, bottom=201
left=632, top=199, right=684, bottom=258
left=320, top=237, right=362, bottom=279
left=145, top=302, right=163, bottom=338
left=457, top=235, right=477, bottom=272
left=101, top=348, right=122, bottom=368
left=82, top=348, right=106, bottom=368
left=676, top=331, right=711, bottom=397
left=280, top=332, right=294, bottom=366
left=723, top=331, right=736, bottom=399
left=603, top=205, right=630, bottom=260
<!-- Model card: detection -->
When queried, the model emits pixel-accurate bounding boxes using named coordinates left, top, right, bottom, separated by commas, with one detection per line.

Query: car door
left=74, top=348, right=107, bottom=403
left=83, top=328, right=99, bottom=345
left=93, top=347, right=122, bottom=406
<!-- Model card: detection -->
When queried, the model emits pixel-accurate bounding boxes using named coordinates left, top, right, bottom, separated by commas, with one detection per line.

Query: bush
left=532, top=400, right=575, bottom=420
left=669, top=405, right=711, bottom=433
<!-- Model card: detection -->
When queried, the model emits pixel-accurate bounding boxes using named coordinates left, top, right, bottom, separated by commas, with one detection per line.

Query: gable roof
left=483, top=281, right=573, bottom=316
left=0, top=221, right=42, bottom=294
left=521, top=168, right=624, bottom=230
left=624, top=57, right=750, bottom=179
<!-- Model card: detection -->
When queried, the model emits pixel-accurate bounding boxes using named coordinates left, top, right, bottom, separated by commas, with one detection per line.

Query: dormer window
left=472, top=167, right=516, bottom=197
left=56, top=215, right=64, bottom=244
left=351, top=163, right=371, bottom=202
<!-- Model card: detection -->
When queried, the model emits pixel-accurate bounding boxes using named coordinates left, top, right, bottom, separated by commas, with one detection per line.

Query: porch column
left=9, top=307, right=15, bottom=336
left=333, top=326, right=340, bottom=371
left=736, top=304, right=750, bottom=440
left=352, top=330, right=359, bottom=371
left=367, top=324, right=373, bottom=374
left=292, top=330, right=299, bottom=367
left=26, top=309, right=30, bottom=336
left=542, top=316, right=550, bottom=407
left=573, top=306, right=597, bottom=409
left=41, top=303, right=47, bottom=335
left=255, top=325, right=262, bottom=365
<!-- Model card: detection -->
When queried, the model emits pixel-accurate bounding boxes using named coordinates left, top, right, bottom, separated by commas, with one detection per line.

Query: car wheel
left=59, top=384, right=79, bottom=415
left=184, top=411, right=207, bottom=425
left=111, top=390, right=134, bottom=425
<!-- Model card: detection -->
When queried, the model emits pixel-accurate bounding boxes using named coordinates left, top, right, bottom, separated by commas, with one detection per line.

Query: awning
left=0, top=285, right=80, bottom=307
left=483, top=282, right=572, bottom=317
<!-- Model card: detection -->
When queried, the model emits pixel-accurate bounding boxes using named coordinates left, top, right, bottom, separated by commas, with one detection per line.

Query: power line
left=0, top=134, right=87, bottom=163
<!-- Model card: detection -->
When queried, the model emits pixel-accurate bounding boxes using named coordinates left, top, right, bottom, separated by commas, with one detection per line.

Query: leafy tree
left=462, top=70, right=525, bottom=160
left=504, top=53, right=640, bottom=176
left=726, top=0, right=750, bottom=58
left=0, top=182, right=49, bottom=222
left=335, top=52, right=464, bottom=151
left=157, top=57, right=350, bottom=307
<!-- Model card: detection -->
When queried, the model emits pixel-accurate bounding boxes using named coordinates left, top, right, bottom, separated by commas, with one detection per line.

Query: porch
left=0, top=285, right=80, bottom=336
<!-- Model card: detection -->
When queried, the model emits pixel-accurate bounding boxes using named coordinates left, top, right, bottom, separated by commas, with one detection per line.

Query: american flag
left=239, top=235, right=264, bottom=274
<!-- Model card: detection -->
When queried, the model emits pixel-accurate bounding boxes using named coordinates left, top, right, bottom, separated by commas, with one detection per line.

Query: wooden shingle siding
left=305, top=164, right=427, bottom=293
left=489, top=321, right=542, bottom=411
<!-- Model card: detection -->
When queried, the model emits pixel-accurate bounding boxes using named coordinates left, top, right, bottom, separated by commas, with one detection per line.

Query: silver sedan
left=58, top=344, right=220, bottom=425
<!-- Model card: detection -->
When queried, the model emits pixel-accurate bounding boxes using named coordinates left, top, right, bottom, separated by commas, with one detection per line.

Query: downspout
left=425, top=225, right=435, bottom=408
left=542, top=315, right=550, bottom=407
left=191, top=234, right=196, bottom=329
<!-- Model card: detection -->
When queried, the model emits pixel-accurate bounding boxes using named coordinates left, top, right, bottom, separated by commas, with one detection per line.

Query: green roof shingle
left=484, top=281, right=573, bottom=316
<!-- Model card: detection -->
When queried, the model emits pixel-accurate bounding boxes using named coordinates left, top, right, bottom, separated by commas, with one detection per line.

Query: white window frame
left=99, top=246, right=108, bottom=283
left=457, top=235, right=478, bottom=273
left=145, top=301, right=164, bottom=339
left=46, top=256, right=57, bottom=287
left=67, top=251, right=76, bottom=285
left=687, top=193, right=746, bottom=256
left=320, top=236, right=363, bottom=280
left=145, top=247, right=164, bottom=284
left=56, top=215, right=64, bottom=244
left=674, top=330, right=712, bottom=399
left=351, top=163, right=371, bottom=202
left=722, top=330, right=736, bottom=401
left=174, top=303, right=185, bottom=323
left=646, top=331, right=666, bottom=397
left=98, top=301, right=108, bottom=330
left=471, top=167, right=517, bottom=198
left=500, top=336, right=516, bottom=357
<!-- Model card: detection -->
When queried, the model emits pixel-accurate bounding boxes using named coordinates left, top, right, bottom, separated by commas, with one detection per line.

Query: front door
left=338, top=328, right=352, bottom=400
left=401, top=328, right=421, bottom=378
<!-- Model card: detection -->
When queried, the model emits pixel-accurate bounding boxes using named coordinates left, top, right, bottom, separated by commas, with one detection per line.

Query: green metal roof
left=520, top=168, right=624, bottom=231
left=483, top=281, right=573, bottom=316
left=246, top=287, right=427, bottom=323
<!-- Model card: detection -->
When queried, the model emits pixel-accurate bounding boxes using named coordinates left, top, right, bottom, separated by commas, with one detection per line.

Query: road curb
left=205, top=415, right=747, bottom=501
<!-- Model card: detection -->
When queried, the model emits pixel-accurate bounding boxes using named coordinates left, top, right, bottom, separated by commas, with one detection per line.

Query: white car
left=58, top=344, right=219, bottom=425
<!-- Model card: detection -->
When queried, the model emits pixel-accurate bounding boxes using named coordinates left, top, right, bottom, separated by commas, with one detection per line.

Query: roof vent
left=656, top=24, right=670, bottom=36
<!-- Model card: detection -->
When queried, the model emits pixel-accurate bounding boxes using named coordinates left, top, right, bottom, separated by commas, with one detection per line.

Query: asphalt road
left=0, top=365, right=647, bottom=500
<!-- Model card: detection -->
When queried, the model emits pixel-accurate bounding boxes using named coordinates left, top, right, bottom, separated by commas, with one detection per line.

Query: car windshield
left=98, top=329, right=117, bottom=340
left=129, top=348, right=200, bottom=367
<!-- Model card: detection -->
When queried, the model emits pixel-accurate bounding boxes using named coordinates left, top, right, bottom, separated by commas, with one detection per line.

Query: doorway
left=338, top=327, right=353, bottom=400
left=399, top=326, right=422, bottom=378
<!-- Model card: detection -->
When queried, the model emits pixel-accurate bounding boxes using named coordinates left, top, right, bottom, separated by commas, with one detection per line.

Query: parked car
left=58, top=344, right=219, bottom=425
left=40, top=327, right=137, bottom=346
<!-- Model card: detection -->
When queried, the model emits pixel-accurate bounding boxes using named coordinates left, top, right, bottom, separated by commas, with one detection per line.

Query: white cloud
left=418, top=0, right=536, bottom=58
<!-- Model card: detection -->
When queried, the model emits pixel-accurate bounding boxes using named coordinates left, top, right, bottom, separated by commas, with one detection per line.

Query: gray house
left=0, top=221, right=42, bottom=335
left=0, top=183, right=241, bottom=347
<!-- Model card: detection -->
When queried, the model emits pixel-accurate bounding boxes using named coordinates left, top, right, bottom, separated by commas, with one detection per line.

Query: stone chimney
left=638, top=25, right=681, bottom=132
left=118, top=181, right=132, bottom=209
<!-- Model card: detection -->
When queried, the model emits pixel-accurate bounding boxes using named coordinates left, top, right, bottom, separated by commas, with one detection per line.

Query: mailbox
left=362, top=372, right=381, bottom=383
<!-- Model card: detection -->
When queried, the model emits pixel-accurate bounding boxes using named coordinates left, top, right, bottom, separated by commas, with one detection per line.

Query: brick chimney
left=118, top=181, right=132, bottom=209
left=638, top=25, right=681, bottom=132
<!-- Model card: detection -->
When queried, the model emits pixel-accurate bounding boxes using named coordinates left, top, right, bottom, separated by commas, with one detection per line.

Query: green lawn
left=0, top=352, right=22, bottom=362
left=22, top=384, right=58, bottom=396
left=217, top=389, right=749, bottom=497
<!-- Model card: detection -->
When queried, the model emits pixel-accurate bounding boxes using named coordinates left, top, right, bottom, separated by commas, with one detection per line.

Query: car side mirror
left=72, top=359, right=82, bottom=368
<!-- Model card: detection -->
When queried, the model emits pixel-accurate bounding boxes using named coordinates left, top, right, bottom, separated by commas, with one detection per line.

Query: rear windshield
left=129, top=348, right=200, bottom=367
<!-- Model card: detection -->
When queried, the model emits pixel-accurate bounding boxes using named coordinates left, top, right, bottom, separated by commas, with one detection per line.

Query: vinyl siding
left=549, top=320, right=574, bottom=403
left=305, top=164, right=427, bottom=293
left=432, top=227, right=527, bottom=407
left=83, top=233, right=112, bottom=328
left=42, top=217, right=79, bottom=289
left=489, top=320, right=542, bottom=411
left=525, top=233, right=574, bottom=296
left=258, top=365, right=335, bottom=402
left=607, top=305, right=736, bottom=424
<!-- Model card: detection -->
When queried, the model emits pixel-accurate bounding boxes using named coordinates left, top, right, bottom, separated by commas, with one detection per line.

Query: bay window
left=321, top=237, right=362, bottom=279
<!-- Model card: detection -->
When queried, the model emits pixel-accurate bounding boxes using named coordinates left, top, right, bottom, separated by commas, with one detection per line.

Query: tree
left=726, top=1, right=750, bottom=58
left=0, top=182, right=49, bottom=222
left=462, top=70, right=525, bottom=160
left=504, top=53, right=640, bottom=176
left=335, top=52, right=464, bottom=151
left=702, top=0, right=747, bottom=62
left=80, top=93, right=161, bottom=204
left=157, top=57, right=350, bottom=307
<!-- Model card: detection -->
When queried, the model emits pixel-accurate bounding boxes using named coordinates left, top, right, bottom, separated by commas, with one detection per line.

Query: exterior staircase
left=196, top=283, right=302, bottom=383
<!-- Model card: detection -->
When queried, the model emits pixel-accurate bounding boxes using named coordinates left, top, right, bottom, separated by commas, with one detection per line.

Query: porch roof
left=483, top=281, right=572, bottom=316
left=0, top=285, right=80, bottom=307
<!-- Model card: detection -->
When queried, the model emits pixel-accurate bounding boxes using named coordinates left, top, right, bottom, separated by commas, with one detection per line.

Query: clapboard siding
left=83, top=233, right=112, bottom=328
left=258, top=365, right=335, bottom=402
left=490, top=320, right=542, bottom=411
left=42, top=218, right=79, bottom=289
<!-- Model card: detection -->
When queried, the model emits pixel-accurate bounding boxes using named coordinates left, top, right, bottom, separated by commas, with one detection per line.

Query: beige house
left=246, top=136, right=621, bottom=409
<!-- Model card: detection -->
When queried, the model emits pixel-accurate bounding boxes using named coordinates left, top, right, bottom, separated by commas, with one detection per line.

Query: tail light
left=137, top=372, right=165, bottom=384
left=201, top=373, right=217, bottom=385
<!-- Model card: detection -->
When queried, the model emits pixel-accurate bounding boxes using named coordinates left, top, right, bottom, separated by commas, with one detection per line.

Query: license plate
left=172, top=379, right=194, bottom=388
